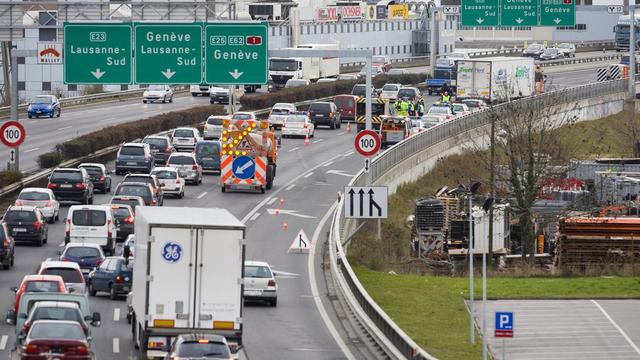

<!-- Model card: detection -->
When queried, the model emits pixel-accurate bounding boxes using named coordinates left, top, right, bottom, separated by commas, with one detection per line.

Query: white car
left=151, top=167, right=185, bottom=198
left=190, top=84, right=211, bottom=97
left=410, top=119, right=424, bottom=135
left=421, top=115, right=445, bottom=128
left=451, top=103, right=471, bottom=116
left=387, top=68, right=407, bottom=75
left=36, top=260, right=86, bottom=294
left=316, top=78, right=337, bottom=83
left=282, top=114, right=315, bottom=138
left=284, top=79, right=310, bottom=88
left=427, top=104, right=457, bottom=120
left=204, top=115, right=227, bottom=140
left=462, top=99, right=488, bottom=112
left=65, top=205, right=118, bottom=255
left=166, top=152, right=203, bottom=185
left=268, top=103, right=296, bottom=129
left=171, top=127, right=202, bottom=151
left=15, top=188, right=59, bottom=223
left=337, top=74, right=359, bottom=81
left=244, top=261, right=278, bottom=307
left=380, top=83, right=402, bottom=101
left=143, top=85, right=173, bottom=104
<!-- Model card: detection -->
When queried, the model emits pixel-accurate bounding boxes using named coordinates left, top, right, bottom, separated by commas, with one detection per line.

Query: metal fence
left=328, top=78, right=628, bottom=359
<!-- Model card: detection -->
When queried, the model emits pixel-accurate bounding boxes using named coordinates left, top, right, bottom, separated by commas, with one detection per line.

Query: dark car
left=210, top=87, right=230, bottom=104
left=88, top=256, right=133, bottom=300
left=115, top=143, right=154, bottom=175
left=78, top=163, right=112, bottom=193
left=122, top=174, right=164, bottom=206
left=110, top=204, right=135, bottom=241
left=333, top=95, right=357, bottom=122
left=195, top=140, right=221, bottom=174
left=59, top=243, right=105, bottom=277
left=523, top=43, right=545, bottom=59
left=308, top=101, right=341, bottom=129
left=3, top=206, right=48, bottom=246
left=19, top=320, right=93, bottom=360
left=397, top=87, right=421, bottom=103
left=27, top=95, right=60, bottom=119
left=19, top=301, right=99, bottom=342
left=0, top=223, right=14, bottom=269
left=539, top=48, right=565, bottom=61
left=351, top=84, right=377, bottom=97
left=110, top=195, right=145, bottom=214
left=114, top=182, right=158, bottom=206
left=47, top=168, right=94, bottom=204
left=165, top=334, right=232, bottom=360
left=142, top=135, right=174, bottom=165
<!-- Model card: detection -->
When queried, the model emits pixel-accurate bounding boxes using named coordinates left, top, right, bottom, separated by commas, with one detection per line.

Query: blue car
left=58, top=243, right=105, bottom=278
left=87, top=256, right=133, bottom=300
left=195, top=140, right=221, bottom=173
left=27, top=95, right=60, bottom=118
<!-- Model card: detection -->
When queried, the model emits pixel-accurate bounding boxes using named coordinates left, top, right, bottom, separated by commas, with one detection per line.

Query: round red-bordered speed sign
left=0, top=121, right=26, bottom=148
left=354, top=129, right=381, bottom=157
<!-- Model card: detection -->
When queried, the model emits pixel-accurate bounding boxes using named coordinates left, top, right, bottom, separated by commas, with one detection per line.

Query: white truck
left=455, top=57, right=535, bottom=103
left=269, top=43, right=340, bottom=88
left=131, top=207, right=245, bottom=358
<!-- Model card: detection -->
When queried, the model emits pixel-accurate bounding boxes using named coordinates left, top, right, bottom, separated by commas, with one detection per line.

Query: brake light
left=192, top=164, right=198, bottom=170
left=107, top=219, right=112, bottom=239
left=115, top=275, right=124, bottom=284
left=329, top=112, right=333, bottom=117
left=46, top=200, right=53, bottom=207
left=95, top=258, right=103, bottom=266
left=148, top=340, right=165, bottom=348
left=24, top=344, right=41, bottom=354
left=33, top=221, right=43, bottom=231
left=60, top=256, right=71, bottom=262
left=268, top=279, right=276, bottom=287
left=75, top=183, right=86, bottom=190
left=303, top=123, right=308, bottom=128
left=15, top=200, right=23, bottom=206
left=176, top=178, right=181, bottom=184
left=47, top=183, right=58, bottom=190
left=3, top=239, right=9, bottom=248
left=124, top=216, right=135, bottom=224
left=74, top=345, right=89, bottom=355
left=99, top=176, right=106, bottom=182
left=58, top=282, right=65, bottom=291
left=21, top=322, right=31, bottom=336
left=198, top=339, right=209, bottom=344
left=65, top=218, right=71, bottom=239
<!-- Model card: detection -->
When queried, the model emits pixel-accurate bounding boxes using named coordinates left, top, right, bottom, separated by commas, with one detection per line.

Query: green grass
left=354, top=266, right=640, bottom=360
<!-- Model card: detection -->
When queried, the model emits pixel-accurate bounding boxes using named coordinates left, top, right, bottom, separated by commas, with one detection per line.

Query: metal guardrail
left=538, top=53, right=622, bottom=67
left=0, top=89, right=145, bottom=115
left=328, top=78, right=628, bottom=359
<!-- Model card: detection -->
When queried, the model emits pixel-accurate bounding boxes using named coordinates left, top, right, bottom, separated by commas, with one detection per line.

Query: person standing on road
left=535, top=65, right=545, bottom=95
left=441, top=81, right=451, bottom=97
left=417, top=100, right=425, bottom=117
left=441, top=92, right=451, bottom=103
left=407, top=101, right=415, bottom=116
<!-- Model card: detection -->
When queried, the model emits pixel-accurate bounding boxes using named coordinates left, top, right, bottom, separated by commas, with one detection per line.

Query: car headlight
left=46, top=105, right=53, bottom=110
left=143, top=91, right=149, bottom=97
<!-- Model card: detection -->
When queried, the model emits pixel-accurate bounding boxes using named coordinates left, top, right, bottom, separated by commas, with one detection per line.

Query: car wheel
left=43, top=233, right=48, bottom=244
left=337, top=121, right=341, bottom=129
left=56, top=109, right=61, bottom=118
left=48, top=216, right=54, bottom=224
left=36, top=237, right=43, bottom=247
left=49, top=112, right=54, bottom=118
left=27, top=114, right=32, bottom=119
left=266, top=165, right=274, bottom=190
left=169, top=96, right=173, bottom=103
left=162, top=96, right=166, bottom=104
left=198, top=175, right=202, bottom=184
left=10, top=253, right=14, bottom=267
left=143, top=100, right=147, bottom=104
left=55, top=212, right=59, bottom=222
left=330, top=121, right=336, bottom=129
left=270, top=298, right=277, bottom=307
left=88, top=195, right=94, bottom=205
left=210, top=99, right=215, bottom=104
left=89, top=282, right=97, bottom=296
left=221, top=185, right=226, bottom=193
left=109, top=284, right=117, bottom=300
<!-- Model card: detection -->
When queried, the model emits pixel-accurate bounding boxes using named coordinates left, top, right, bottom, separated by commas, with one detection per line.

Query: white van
left=64, top=205, right=117, bottom=255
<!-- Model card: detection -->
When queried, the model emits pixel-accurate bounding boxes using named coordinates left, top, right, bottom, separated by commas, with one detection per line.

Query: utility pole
left=488, top=116, right=495, bottom=264
left=630, top=5, right=636, bottom=98
left=1, top=42, right=10, bottom=106
left=429, top=2, right=437, bottom=78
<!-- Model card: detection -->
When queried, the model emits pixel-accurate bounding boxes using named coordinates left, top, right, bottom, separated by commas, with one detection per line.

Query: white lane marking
left=344, top=151, right=354, bottom=157
left=304, top=172, right=314, bottom=178
left=288, top=146, right=300, bottom=153
left=0, top=335, right=7, bottom=351
left=285, top=184, right=296, bottom=191
left=59, top=241, right=65, bottom=247
left=113, top=308, right=120, bottom=322
left=322, top=161, right=334, bottom=167
left=312, top=139, right=324, bottom=143
left=24, top=147, right=40, bottom=153
left=271, top=269, right=300, bottom=277
left=249, top=212, right=261, bottom=221
left=240, top=153, right=345, bottom=224
left=57, top=126, right=72, bottom=131
left=196, top=191, right=207, bottom=199
left=113, top=337, right=120, bottom=353
left=266, top=197, right=277, bottom=206
left=592, top=300, right=640, bottom=355
left=308, top=202, right=356, bottom=360
left=337, top=132, right=345, bottom=136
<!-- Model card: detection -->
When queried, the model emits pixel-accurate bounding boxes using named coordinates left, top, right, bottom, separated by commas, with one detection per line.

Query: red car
left=20, top=320, right=92, bottom=359
left=372, top=55, right=392, bottom=72
left=333, top=95, right=358, bottom=122
left=9, top=275, right=66, bottom=323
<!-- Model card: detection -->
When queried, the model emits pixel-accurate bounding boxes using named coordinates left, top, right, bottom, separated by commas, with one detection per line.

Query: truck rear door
left=148, top=227, right=195, bottom=329
left=195, top=227, right=243, bottom=332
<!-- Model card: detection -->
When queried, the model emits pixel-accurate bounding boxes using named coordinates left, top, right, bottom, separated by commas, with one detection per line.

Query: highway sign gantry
left=354, top=129, right=381, bottom=157
left=501, top=0, right=537, bottom=26
left=205, top=22, right=269, bottom=85
left=461, top=0, right=499, bottom=27
left=344, top=186, right=388, bottom=219
left=63, top=23, right=132, bottom=84
left=461, top=0, right=574, bottom=26
left=540, top=0, right=575, bottom=26
left=0, top=121, right=26, bottom=148
left=134, top=23, right=203, bottom=84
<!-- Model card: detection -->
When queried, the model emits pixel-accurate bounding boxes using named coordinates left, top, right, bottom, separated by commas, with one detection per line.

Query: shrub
left=38, top=152, right=63, bottom=169
left=0, top=169, right=23, bottom=187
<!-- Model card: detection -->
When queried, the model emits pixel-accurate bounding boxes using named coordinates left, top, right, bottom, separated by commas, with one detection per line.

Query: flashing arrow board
left=461, top=0, right=499, bottom=27
left=134, top=24, right=203, bottom=84
left=540, top=0, right=575, bottom=26
left=63, top=23, right=132, bottom=84
left=205, top=22, right=269, bottom=85
left=501, top=0, right=537, bottom=26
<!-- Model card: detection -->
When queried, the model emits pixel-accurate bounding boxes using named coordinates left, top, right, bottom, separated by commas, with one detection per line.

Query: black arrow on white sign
left=9, top=149, right=15, bottom=162
left=348, top=189, right=355, bottom=217
left=368, top=189, right=382, bottom=217
left=358, top=189, right=365, bottom=217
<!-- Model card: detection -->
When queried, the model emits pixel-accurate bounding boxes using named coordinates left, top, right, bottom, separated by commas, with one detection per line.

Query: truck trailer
left=455, top=57, right=535, bottom=103
left=268, top=43, right=340, bottom=88
left=130, top=207, right=245, bottom=358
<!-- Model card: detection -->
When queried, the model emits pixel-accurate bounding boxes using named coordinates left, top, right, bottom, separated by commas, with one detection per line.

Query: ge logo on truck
left=161, top=242, right=182, bottom=263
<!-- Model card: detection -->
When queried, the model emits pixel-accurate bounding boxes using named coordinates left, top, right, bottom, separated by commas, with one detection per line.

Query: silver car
left=15, top=188, right=60, bottom=223
left=244, top=261, right=278, bottom=307
left=143, top=85, right=173, bottom=103
left=203, top=116, right=227, bottom=140
left=166, top=152, right=203, bottom=185
left=171, top=127, right=202, bottom=151
left=150, top=167, right=185, bottom=198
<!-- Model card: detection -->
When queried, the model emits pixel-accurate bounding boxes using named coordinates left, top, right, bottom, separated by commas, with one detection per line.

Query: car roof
left=383, top=83, right=402, bottom=87
left=273, top=103, right=294, bottom=108
left=124, top=173, right=154, bottom=178
left=7, top=205, right=38, bottom=212
left=310, top=101, right=331, bottom=105
left=111, top=195, right=145, bottom=201
left=31, top=319, right=82, bottom=328
left=121, top=142, right=145, bottom=147
left=22, top=274, right=64, bottom=283
left=68, top=205, right=112, bottom=212
left=78, top=163, right=105, bottom=169
left=20, top=188, right=53, bottom=194
left=151, top=167, right=177, bottom=172
left=174, top=127, right=196, bottom=131
left=177, top=333, right=227, bottom=343
left=40, top=261, right=81, bottom=270
left=144, top=135, right=170, bottom=139
left=64, top=242, right=103, bottom=250
left=117, top=182, right=152, bottom=188
left=245, top=260, right=270, bottom=267
left=32, top=301, right=81, bottom=309
left=170, top=152, right=196, bottom=157
left=53, top=167, right=82, bottom=172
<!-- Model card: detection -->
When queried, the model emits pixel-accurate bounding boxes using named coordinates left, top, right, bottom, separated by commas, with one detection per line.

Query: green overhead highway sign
left=501, top=0, right=537, bottom=26
left=134, top=24, right=203, bottom=84
left=540, top=0, right=575, bottom=26
left=461, top=0, right=499, bottom=26
left=63, top=23, right=132, bottom=84
left=204, top=22, right=268, bottom=85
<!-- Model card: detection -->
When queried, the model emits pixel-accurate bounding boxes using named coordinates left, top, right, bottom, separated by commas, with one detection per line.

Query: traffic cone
left=304, top=133, right=310, bottom=146
left=282, top=221, right=288, bottom=231
left=274, top=208, right=280, bottom=216
left=346, top=122, right=352, bottom=133
left=279, top=197, right=285, bottom=205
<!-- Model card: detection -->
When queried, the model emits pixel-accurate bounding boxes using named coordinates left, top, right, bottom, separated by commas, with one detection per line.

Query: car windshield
left=111, top=207, right=131, bottom=218
left=18, top=192, right=50, bottom=201
left=25, top=281, right=60, bottom=292
left=397, top=89, right=416, bottom=98
left=463, top=100, right=481, bottom=108
left=452, top=105, right=465, bottom=112
left=527, top=44, right=541, bottom=51
left=41, top=268, right=83, bottom=283
left=116, top=185, right=150, bottom=198
left=232, top=113, right=253, bottom=120
left=80, top=166, right=102, bottom=176
left=558, top=43, right=571, bottom=48
left=245, top=265, right=272, bottom=278
left=29, top=322, right=85, bottom=340
left=175, top=342, right=231, bottom=357
left=50, top=171, right=82, bottom=182
left=148, top=85, right=165, bottom=91
left=352, top=85, right=367, bottom=96
left=143, top=138, right=168, bottom=147
left=271, top=108, right=290, bottom=115
left=196, top=143, right=218, bottom=156
left=33, top=307, right=82, bottom=322
left=428, top=107, right=450, bottom=115
left=286, top=116, right=306, bottom=123
left=269, top=59, right=297, bottom=71
left=72, top=210, right=106, bottom=226
left=5, top=210, right=36, bottom=222
left=544, top=49, right=558, bottom=55
left=174, top=129, right=194, bottom=138
left=207, top=117, right=224, bottom=125
left=309, top=103, right=331, bottom=112
left=382, top=85, right=399, bottom=91
left=334, top=97, right=354, bottom=108
left=120, top=146, right=144, bottom=156
left=151, top=170, right=177, bottom=180
left=169, top=156, right=195, bottom=165
left=30, top=96, right=52, bottom=104
left=65, top=246, right=101, bottom=258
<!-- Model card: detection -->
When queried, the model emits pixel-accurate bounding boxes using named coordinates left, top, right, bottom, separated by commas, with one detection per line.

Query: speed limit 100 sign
left=354, top=129, right=381, bottom=157
left=0, top=121, right=26, bottom=148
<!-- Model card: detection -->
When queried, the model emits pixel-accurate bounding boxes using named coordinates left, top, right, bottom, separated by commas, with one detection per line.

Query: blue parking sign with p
left=495, top=312, right=514, bottom=337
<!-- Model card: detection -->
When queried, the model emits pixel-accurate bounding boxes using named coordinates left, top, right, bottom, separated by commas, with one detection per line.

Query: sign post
left=134, top=23, right=203, bottom=84
left=495, top=311, right=514, bottom=359
left=63, top=23, right=133, bottom=84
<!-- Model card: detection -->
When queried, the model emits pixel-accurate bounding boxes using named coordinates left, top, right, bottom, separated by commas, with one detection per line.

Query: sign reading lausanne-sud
left=461, top=0, right=574, bottom=26
left=134, top=24, right=203, bottom=84
left=461, top=0, right=499, bottom=27
left=501, top=0, right=537, bottom=26
left=64, top=23, right=132, bottom=84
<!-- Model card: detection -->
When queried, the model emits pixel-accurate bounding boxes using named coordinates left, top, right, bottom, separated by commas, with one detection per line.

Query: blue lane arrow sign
left=232, top=155, right=255, bottom=180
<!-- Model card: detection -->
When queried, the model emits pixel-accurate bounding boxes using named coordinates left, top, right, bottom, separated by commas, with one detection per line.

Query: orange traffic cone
left=304, top=133, right=310, bottom=146
left=279, top=197, right=285, bottom=205
left=346, top=122, right=352, bottom=133
left=282, top=221, right=288, bottom=231
left=274, top=208, right=280, bottom=216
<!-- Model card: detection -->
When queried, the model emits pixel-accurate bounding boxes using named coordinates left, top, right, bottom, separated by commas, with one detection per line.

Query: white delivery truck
left=131, top=207, right=245, bottom=358
left=455, top=57, right=535, bottom=103
left=269, top=43, right=340, bottom=88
